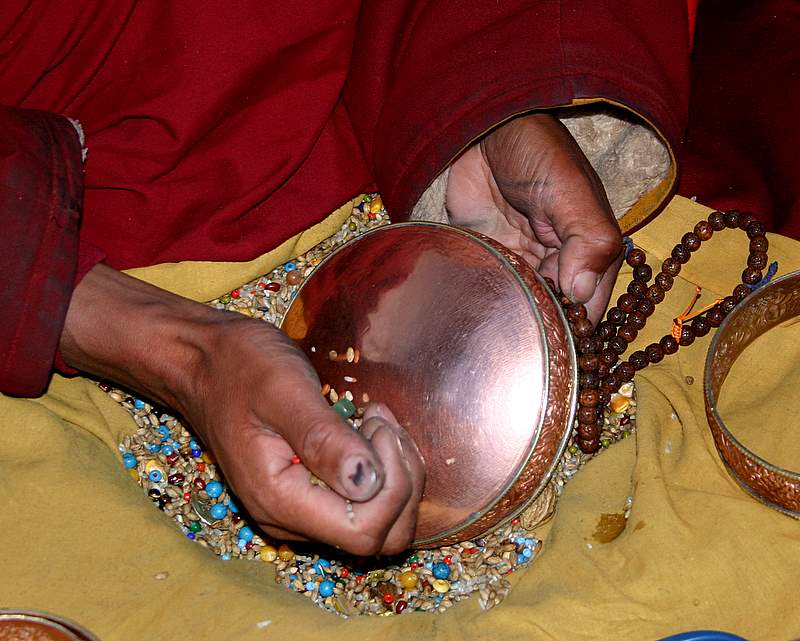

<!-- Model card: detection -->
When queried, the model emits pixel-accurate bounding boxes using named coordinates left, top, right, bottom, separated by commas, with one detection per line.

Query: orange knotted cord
left=671, top=286, right=724, bottom=340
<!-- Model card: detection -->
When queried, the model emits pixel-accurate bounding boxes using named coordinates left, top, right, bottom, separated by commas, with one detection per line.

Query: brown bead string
left=548, top=210, right=770, bottom=454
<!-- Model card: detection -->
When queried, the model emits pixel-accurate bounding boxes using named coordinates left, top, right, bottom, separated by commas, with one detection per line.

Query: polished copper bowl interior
left=281, top=223, right=576, bottom=546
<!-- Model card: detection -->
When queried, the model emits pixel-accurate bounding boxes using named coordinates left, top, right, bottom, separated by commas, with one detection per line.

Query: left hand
left=446, top=112, right=623, bottom=324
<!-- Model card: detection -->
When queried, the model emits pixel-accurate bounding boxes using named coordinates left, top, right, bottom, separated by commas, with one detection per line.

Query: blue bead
left=522, top=547, right=533, bottom=558
left=210, top=503, right=228, bottom=520
left=425, top=562, right=433, bottom=570
left=318, top=580, right=335, bottom=597
left=239, top=526, right=254, bottom=543
left=313, top=559, right=331, bottom=575
left=227, top=499, right=239, bottom=514
left=148, top=470, right=162, bottom=483
left=133, top=399, right=145, bottom=410
left=186, top=532, right=196, bottom=540
left=189, top=439, right=198, bottom=449
left=284, top=262, right=296, bottom=272
left=155, top=425, right=170, bottom=442
left=146, top=443, right=160, bottom=454
left=432, top=562, right=450, bottom=580
left=220, top=553, right=231, bottom=561
left=191, top=448, right=202, bottom=458
left=237, top=538, right=247, bottom=549
left=205, top=480, right=223, bottom=498
left=305, top=581, right=315, bottom=591
left=161, top=445, right=174, bottom=456
left=516, top=554, right=527, bottom=565
left=122, top=453, right=137, bottom=469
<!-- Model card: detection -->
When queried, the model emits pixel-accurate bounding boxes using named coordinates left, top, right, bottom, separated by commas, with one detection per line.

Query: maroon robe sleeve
left=0, top=106, right=100, bottom=396
left=344, top=0, right=691, bottom=219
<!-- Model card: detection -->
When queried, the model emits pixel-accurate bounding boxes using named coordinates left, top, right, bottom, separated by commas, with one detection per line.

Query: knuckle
left=299, top=419, right=342, bottom=465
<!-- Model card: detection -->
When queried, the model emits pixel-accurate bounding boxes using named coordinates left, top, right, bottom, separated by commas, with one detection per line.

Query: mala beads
left=553, top=210, right=770, bottom=454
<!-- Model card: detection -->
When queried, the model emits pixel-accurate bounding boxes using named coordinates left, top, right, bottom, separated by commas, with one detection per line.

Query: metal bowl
left=281, top=223, right=577, bottom=546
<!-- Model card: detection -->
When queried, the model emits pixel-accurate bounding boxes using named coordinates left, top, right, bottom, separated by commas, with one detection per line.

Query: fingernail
left=570, top=271, right=600, bottom=303
left=341, top=455, right=379, bottom=500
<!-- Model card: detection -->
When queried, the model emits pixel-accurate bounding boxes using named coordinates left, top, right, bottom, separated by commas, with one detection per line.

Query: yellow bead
left=432, top=579, right=450, bottom=593
left=259, top=545, right=278, bottom=562
left=128, top=469, right=140, bottom=482
left=369, top=197, right=383, bottom=214
left=277, top=544, right=295, bottom=561
left=398, top=571, right=418, bottom=589
left=144, top=460, right=162, bottom=474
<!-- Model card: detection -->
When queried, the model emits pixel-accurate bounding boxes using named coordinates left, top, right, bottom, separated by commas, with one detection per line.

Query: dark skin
left=60, top=112, right=622, bottom=555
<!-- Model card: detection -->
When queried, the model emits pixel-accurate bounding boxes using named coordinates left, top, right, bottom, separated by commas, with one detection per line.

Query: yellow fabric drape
left=2, top=196, right=798, bottom=641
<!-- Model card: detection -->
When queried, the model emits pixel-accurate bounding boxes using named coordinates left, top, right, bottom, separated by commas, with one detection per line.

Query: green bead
left=568, top=444, right=579, bottom=455
left=188, top=521, right=202, bottom=533
left=220, top=294, right=231, bottom=304
left=332, top=399, right=356, bottom=419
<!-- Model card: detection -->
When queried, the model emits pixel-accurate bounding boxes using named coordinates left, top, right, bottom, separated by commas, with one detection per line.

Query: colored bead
left=193, top=478, right=206, bottom=490
left=205, top=480, right=223, bottom=498
left=133, top=399, right=145, bottom=410
left=161, top=445, right=174, bottom=456
left=219, top=294, right=231, bottom=304
left=383, top=593, right=395, bottom=605
left=332, top=398, right=356, bottom=418
left=122, top=452, right=137, bottom=469
left=432, top=579, right=450, bottom=593
left=319, top=580, right=335, bottom=597
left=264, top=282, right=281, bottom=292
left=432, top=562, right=450, bottom=580
left=278, top=544, right=295, bottom=561
left=186, top=532, right=196, bottom=540
left=260, top=545, right=278, bottom=562
left=197, top=462, right=206, bottom=472
left=220, top=554, right=231, bottom=561
left=228, top=499, right=238, bottom=513
left=146, top=443, right=160, bottom=454
left=238, top=526, right=254, bottom=543
left=155, top=425, right=170, bottom=442
left=286, top=270, right=303, bottom=286
left=305, top=581, right=316, bottom=591
left=209, top=503, right=228, bottom=520
left=399, top=570, right=418, bottom=589
left=290, top=455, right=301, bottom=465
left=167, top=473, right=184, bottom=485
left=395, top=600, right=408, bottom=614
left=183, top=492, right=192, bottom=502
left=166, top=452, right=179, bottom=465
left=188, top=521, right=202, bottom=533
left=148, top=469, right=163, bottom=483
left=339, top=567, right=350, bottom=578
left=284, top=262, right=297, bottom=272
left=313, top=558, right=331, bottom=575
left=191, top=448, right=202, bottom=458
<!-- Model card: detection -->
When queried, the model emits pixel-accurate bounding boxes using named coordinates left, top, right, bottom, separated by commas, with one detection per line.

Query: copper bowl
left=281, top=223, right=577, bottom=547
left=0, top=611, right=101, bottom=641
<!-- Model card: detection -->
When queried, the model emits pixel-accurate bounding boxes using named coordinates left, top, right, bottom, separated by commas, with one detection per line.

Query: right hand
left=60, top=264, right=425, bottom=555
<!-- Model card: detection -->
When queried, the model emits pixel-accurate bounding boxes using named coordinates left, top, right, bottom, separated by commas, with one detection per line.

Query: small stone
left=432, top=579, right=450, bottom=593
left=398, top=570, right=418, bottom=589
left=332, top=398, right=356, bottom=418
left=277, top=544, right=295, bottom=561
left=609, top=394, right=630, bottom=414
left=260, top=545, right=278, bottom=562
left=286, top=270, right=302, bottom=286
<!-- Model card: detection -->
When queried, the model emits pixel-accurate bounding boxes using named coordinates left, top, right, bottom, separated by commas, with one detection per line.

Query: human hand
left=446, top=113, right=623, bottom=324
left=60, top=265, right=425, bottom=555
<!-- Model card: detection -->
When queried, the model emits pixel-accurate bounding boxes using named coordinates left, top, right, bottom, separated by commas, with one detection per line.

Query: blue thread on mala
left=748, top=261, right=778, bottom=291
left=622, top=236, right=634, bottom=259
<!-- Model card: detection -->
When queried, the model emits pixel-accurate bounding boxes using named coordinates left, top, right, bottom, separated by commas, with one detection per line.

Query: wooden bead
left=596, top=363, right=610, bottom=378
left=625, top=248, right=647, bottom=267
left=659, top=335, right=679, bottom=354
left=721, top=296, right=737, bottom=315
left=580, top=372, right=599, bottom=389
left=579, top=389, right=600, bottom=407
left=681, top=232, right=701, bottom=252
left=636, top=298, right=656, bottom=317
left=671, top=244, right=691, bottom=264
left=627, top=280, right=648, bottom=299
left=617, top=293, right=637, bottom=313
left=577, top=337, right=596, bottom=354
left=578, top=406, right=598, bottom=424
left=618, top=324, right=638, bottom=344
left=572, top=317, right=593, bottom=337
left=737, top=212, right=755, bottom=230
left=609, top=336, right=627, bottom=355
left=600, top=348, right=619, bottom=367
left=627, top=310, right=647, bottom=330
left=607, top=307, right=626, bottom=325
left=633, top=264, right=653, bottom=283
left=655, top=272, right=674, bottom=292
left=578, top=437, right=601, bottom=454
left=694, top=220, right=713, bottom=241
left=615, top=361, right=636, bottom=382
left=708, top=211, right=726, bottom=231
left=746, top=220, right=766, bottom=239
left=678, top=325, right=695, bottom=347
left=646, top=284, right=665, bottom=304
left=645, top=343, right=664, bottom=363
left=750, top=236, right=768, bottom=253
left=747, top=252, right=768, bottom=270
left=579, top=353, right=599, bottom=371
left=733, top=283, right=751, bottom=302
left=577, top=422, right=600, bottom=441
left=691, top=316, right=710, bottom=337
left=723, top=210, right=740, bottom=228
left=707, top=305, right=725, bottom=327
left=598, top=389, right=611, bottom=405
left=567, top=304, right=587, bottom=322
left=629, top=350, right=648, bottom=370
left=661, top=258, right=681, bottom=277
left=742, top=267, right=762, bottom=285
left=596, top=321, right=616, bottom=340
left=601, top=373, right=620, bottom=391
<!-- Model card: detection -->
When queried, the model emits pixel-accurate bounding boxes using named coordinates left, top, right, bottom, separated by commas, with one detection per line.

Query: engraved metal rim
left=0, top=610, right=102, bottom=641
left=280, top=221, right=553, bottom=544
left=703, top=271, right=800, bottom=511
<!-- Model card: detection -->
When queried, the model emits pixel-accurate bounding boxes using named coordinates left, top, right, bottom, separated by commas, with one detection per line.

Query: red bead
left=395, top=600, right=408, bottom=614
left=232, top=514, right=242, bottom=523
left=167, top=453, right=180, bottom=465
left=340, top=568, right=350, bottom=578
left=230, top=289, right=240, bottom=299
left=197, top=462, right=206, bottom=473
left=511, top=518, right=520, bottom=525
left=466, top=548, right=478, bottom=554
left=193, top=478, right=206, bottom=490
left=245, top=541, right=254, bottom=550
left=290, top=455, right=302, bottom=465
left=168, top=473, right=185, bottom=485
left=355, top=575, right=363, bottom=585
left=264, top=282, right=281, bottom=292
left=410, top=562, right=419, bottom=570
left=183, top=492, right=192, bottom=502
left=444, top=555, right=452, bottom=564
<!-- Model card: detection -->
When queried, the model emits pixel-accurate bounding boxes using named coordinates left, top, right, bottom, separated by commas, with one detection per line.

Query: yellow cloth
left=2, top=196, right=798, bottom=641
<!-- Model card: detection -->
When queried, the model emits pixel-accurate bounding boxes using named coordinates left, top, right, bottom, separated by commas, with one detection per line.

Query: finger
left=584, top=250, right=623, bottom=325
left=361, top=405, right=426, bottom=554
left=255, top=329, right=386, bottom=502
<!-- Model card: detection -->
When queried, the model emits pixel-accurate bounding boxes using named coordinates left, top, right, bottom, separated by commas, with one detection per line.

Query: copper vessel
left=281, top=223, right=577, bottom=546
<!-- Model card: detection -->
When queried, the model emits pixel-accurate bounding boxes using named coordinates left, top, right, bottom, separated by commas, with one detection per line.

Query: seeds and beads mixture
left=112, top=195, right=637, bottom=617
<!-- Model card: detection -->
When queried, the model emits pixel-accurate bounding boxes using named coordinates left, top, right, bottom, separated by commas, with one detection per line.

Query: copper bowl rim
left=703, top=270, right=800, bottom=517
left=0, top=610, right=101, bottom=641
left=281, top=221, right=577, bottom=543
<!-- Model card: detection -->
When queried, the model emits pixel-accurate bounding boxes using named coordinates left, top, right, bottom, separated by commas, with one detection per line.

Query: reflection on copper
left=281, top=223, right=576, bottom=545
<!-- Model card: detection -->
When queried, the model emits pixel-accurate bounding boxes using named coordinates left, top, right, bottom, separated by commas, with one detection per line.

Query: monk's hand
left=447, top=112, right=623, bottom=324
left=60, top=264, right=425, bottom=555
